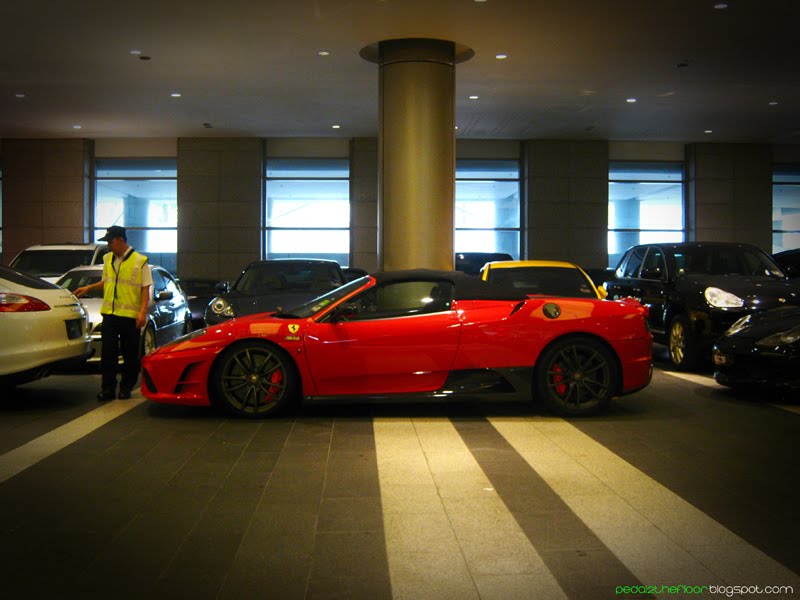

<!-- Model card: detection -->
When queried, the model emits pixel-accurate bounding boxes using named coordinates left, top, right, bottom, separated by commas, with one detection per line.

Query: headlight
left=704, top=287, right=744, bottom=308
left=725, top=314, right=751, bottom=336
left=756, top=326, right=800, bottom=347
left=210, top=297, right=236, bottom=317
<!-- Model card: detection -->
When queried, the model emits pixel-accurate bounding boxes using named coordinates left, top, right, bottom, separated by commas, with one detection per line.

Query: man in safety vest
left=75, top=225, right=153, bottom=401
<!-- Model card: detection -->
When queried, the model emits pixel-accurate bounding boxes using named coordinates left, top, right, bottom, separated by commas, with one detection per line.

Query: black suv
left=605, top=242, right=800, bottom=369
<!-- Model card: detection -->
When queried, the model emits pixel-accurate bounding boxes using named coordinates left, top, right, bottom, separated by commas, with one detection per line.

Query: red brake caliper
left=552, top=363, right=566, bottom=396
left=266, top=369, right=283, bottom=402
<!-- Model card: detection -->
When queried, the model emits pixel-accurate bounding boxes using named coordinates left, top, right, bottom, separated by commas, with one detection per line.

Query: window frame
left=772, top=164, right=800, bottom=253
left=608, top=161, right=686, bottom=269
left=263, top=157, right=351, bottom=264
left=455, top=158, right=522, bottom=260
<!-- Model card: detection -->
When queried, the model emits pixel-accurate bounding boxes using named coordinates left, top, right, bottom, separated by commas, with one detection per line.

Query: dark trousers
left=100, top=314, right=141, bottom=393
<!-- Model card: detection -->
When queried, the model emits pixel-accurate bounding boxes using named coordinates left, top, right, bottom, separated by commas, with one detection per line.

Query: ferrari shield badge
left=288, top=324, right=300, bottom=334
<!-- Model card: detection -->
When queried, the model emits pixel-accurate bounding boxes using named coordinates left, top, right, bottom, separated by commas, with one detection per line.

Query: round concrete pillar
left=361, top=39, right=473, bottom=271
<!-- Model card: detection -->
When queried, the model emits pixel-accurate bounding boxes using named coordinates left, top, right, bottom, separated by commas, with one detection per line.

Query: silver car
left=56, top=264, right=192, bottom=360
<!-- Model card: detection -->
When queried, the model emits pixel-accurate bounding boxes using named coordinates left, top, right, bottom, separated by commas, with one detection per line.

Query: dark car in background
left=205, top=259, right=346, bottom=326
left=713, top=306, right=800, bottom=391
left=772, top=248, right=800, bottom=278
left=605, top=242, right=799, bottom=370
left=178, top=278, right=219, bottom=330
left=455, top=252, right=513, bottom=276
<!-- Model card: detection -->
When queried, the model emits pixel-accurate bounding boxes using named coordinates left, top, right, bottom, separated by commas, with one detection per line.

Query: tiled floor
left=0, top=366, right=798, bottom=599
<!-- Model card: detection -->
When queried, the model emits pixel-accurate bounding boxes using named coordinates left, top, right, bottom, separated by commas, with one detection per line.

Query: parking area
left=1, top=354, right=798, bottom=600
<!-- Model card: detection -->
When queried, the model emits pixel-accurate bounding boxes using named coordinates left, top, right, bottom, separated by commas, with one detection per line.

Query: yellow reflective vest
left=101, top=249, right=149, bottom=318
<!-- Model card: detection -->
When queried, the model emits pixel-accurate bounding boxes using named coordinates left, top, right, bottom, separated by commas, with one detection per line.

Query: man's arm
left=74, top=280, right=103, bottom=298
left=137, top=285, right=151, bottom=329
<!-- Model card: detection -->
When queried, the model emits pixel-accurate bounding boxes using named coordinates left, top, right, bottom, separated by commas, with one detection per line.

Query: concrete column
left=361, top=38, right=473, bottom=271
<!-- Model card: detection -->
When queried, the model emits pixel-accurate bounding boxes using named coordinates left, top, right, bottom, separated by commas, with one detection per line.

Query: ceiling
left=2, top=0, right=799, bottom=143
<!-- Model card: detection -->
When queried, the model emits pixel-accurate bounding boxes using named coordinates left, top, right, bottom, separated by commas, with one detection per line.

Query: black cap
left=98, top=225, right=127, bottom=242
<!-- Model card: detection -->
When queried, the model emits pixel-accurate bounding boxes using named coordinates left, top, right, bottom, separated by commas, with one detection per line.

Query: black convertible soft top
left=372, top=269, right=528, bottom=301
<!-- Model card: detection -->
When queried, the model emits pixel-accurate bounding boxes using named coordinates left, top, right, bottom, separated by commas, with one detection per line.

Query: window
left=773, top=165, right=800, bottom=253
left=264, top=158, right=350, bottom=265
left=94, top=159, right=177, bottom=273
left=338, top=280, right=454, bottom=321
left=455, top=159, right=520, bottom=259
left=608, top=162, right=685, bottom=268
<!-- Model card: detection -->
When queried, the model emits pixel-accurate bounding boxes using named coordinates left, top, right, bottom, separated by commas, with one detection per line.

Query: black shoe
left=118, top=389, right=132, bottom=400
left=97, top=390, right=115, bottom=402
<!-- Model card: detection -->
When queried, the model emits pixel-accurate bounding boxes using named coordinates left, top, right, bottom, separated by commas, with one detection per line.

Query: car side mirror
left=333, top=302, right=359, bottom=322
left=215, top=281, right=230, bottom=293
left=156, top=290, right=174, bottom=301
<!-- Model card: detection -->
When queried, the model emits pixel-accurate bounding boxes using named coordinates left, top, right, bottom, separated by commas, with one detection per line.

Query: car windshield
left=57, top=272, right=104, bottom=298
left=487, top=267, right=598, bottom=298
left=275, top=277, right=369, bottom=319
left=674, top=246, right=784, bottom=278
left=233, top=262, right=344, bottom=294
left=11, top=249, right=97, bottom=278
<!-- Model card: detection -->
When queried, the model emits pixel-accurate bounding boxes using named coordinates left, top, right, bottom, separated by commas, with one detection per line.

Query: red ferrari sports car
left=141, top=269, right=652, bottom=417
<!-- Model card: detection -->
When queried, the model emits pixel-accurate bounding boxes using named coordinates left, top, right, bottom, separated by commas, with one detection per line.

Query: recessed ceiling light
left=495, top=54, right=508, bottom=60
left=171, top=92, right=182, bottom=98
left=469, top=95, right=479, bottom=100
left=72, top=124, right=82, bottom=130
left=626, top=98, right=637, bottom=103
left=713, top=2, right=728, bottom=9
left=332, top=124, right=341, bottom=129
left=474, top=0, right=487, bottom=3
left=705, top=129, right=713, bottom=134
left=454, top=126, right=459, bottom=130
left=129, top=49, right=142, bottom=55
left=14, top=92, right=25, bottom=98
left=769, top=101, right=778, bottom=106
left=318, top=51, right=330, bottom=56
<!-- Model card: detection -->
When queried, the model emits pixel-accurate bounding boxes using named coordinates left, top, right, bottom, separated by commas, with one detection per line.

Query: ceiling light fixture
left=626, top=98, right=637, bottom=103
left=705, top=129, right=713, bottom=134
left=332, top=124, right=341, bottom=129
left=318, top=51, right=330, bottom=56
left=129, top=49, right=142, bottom=55
left=495, top=54, right=508, bottom=60
left=469, top=95, right=479, bottom=100
left=713, top=2, right=728, bottom=9
left=171, top=92, right=181, bottom=98
left=14, top=92, right=25, bottom=98
left=72, top=124, right=82, bottom=130
left=769, top=101, right=778, bottom=106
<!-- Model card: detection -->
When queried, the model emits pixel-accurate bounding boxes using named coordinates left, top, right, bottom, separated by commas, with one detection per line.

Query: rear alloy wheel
left=141, top=324, right=157, bottom=356
left=211, top=341, right=297, bottom=418
left=668, top=315, right=699, bottom=370
left=535, top=337, right=618, bottom=417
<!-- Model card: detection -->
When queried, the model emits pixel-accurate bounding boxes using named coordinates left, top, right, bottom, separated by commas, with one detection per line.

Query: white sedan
left=0, top=265, right=91, bottom=386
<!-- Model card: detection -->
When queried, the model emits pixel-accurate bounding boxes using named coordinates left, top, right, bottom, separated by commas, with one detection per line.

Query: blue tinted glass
left=266, top=158, right=349, bottom=178
left=774, top=165, right=800, bottom=183
left=609, top=161, right=684, bottom=181
left=456, top=159, right=519, bottom=180
left=96, top=158, right=177, bottom=177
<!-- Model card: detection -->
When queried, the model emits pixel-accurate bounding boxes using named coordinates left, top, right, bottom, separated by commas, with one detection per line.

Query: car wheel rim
left=545, top=344, right=610, bottom=407
left=670, top=321, right=685, bottom=364
left=221, top=347, right=287, bottom=414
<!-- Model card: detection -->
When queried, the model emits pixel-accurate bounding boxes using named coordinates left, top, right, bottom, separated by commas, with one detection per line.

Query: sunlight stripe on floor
left=489, top=416, right=800, bottom=590
left=0, top=395, right=145, bottom=483
left=373, top=417, right=567, bottom=600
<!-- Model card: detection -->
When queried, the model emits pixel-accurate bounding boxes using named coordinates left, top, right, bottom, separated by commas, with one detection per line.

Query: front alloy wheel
left=211, top=341, right=297, bottom=417
left=668, top=315, right=698, bottom=370
left=535, top=337, right=618, bottom=416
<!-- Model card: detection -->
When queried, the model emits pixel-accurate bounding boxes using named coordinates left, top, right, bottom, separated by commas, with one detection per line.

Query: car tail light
left=0, top=293, right=52, bottom=312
